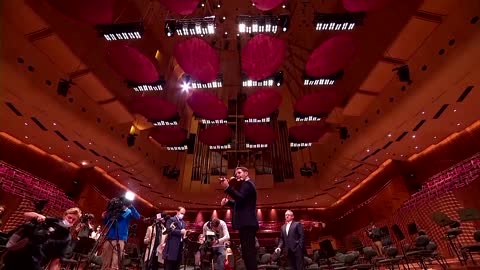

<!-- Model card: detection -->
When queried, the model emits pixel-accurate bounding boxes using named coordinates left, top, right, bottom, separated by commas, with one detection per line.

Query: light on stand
left=125, top=191, right=135, bottom=201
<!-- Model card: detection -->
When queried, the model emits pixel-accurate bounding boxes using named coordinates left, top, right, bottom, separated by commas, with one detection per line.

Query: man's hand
left=181, top=229, right=186, bottom=235
left=221, top=198, right=229, bottom=206
left=275, top=247, right=281, bottom=254
left=102, top=211, right=108, bottom=218
left=213, top=240, right=220, bottom=246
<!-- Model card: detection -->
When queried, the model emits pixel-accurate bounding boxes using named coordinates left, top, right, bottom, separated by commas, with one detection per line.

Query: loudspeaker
left=407, top=223, right=418, bottom=235
left=391, top=224, right=405, bottom=241
left=186, top=133, right=196, bottom=154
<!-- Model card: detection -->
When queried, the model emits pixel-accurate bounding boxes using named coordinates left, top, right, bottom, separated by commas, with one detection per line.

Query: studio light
left=237, top=15, right=289, bottom=34
left=393, top=65, right=411, bottom=82
left=96, top=22, right=144, bottom=41
left=152, top=120, right=178, bottom=126
left=314, top=12, right=365, bottom=31
left=165, top=16, right=216, bottom=37
left=295, top=116, right=322, bottom=122
left=303, top=70, right=343, bottom=86
left=181, top=82, right=191, bottom=92
left=167, top=145, right=188, bottom=151
left=244, top=117, right=271, bottom=123
left=127, top=79, right=165, bottom=92
left=209, top=144, right=231, bottom=150
left=201, top=119, right=227, bottom=124
left=183, top=74, right=223, bottom=89
left=290, top=142, right=312, bottom=148
left=57, top=79, right=73, bottom=97
left=125, top=191, right=135, bottom=201
left=246, top=143, right=269, bottom=149
left=242, top=72, right=283, bottom=87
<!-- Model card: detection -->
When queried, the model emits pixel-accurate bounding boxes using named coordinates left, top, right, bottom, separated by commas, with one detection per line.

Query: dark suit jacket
left=163, top=216, right=186, bottom=261
left=278, top=221, right=304, bottom=252
left=224, top=179, right=258, bottom=229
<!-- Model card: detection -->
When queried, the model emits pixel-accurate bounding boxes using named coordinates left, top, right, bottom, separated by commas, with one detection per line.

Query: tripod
left=85, top=215, right=123, bottom=270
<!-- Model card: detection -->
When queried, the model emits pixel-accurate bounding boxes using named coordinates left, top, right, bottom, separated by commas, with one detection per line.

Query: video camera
left=106, top=196, right=130, bottom=217
left=80, top=213, right=94, bottom=224
left=143, top=213, right=170, bottom=225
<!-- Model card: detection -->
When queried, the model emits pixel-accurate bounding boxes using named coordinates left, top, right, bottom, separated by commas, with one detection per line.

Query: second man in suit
left=275, top=210, right=305, bottom=270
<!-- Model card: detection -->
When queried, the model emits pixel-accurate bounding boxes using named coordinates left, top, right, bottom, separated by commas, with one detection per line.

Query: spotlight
left=290, top=142, right=313, bottom=148
left=294, top=115, right=322, bottom=122
left=127, top=134, right=137, bottom=147
left=303, top=70, right=343, bottom=86
left=57, top=79, right=73, bottom=97
left=181, top=81, right=191, bottom=92
left=209, top=144, right=232, bottom=150
left=237, top=15, right=289, bottom=34
left=151, top=120, right=178, bottom=126
left=165, top=16, right=216, bottom=37
left=246, top=143, right=269, bottom=149
left=127, top=79, right=165, bottom=92
left=167, top=145, right=188, bottom=151
left=245, top=117, right=271, bottom=123
left=314, top=12, right=365, bottom=31
left=185, top=74, right=223, bottom=89
left=96, top=22, right=144, bottom=41
left=338, top=127, right=349, bottom=140
left=125, top=191, right=135, bottom=201
left=242, top=72, right=283, bottom=87
left=201, top=119, right=227, bottom=124
left=393, top=65, right=411, bottom=82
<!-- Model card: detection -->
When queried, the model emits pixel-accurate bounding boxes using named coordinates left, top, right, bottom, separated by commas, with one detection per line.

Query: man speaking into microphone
left=220, top=167, right=258, bottom=270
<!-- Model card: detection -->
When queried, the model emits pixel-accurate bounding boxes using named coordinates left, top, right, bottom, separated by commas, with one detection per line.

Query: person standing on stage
left=275, top=210, right=305, bottom=270
left=220, top=167, right=258, bottom=270
left=163, top=207, right=187, bottom=270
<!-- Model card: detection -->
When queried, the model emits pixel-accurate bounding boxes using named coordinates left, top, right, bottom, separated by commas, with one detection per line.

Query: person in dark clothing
left=163, top=207, right=187, bottom=270
left=220, top=167, right=258, bottom=270
left=275, top=210, right=305, bottom=270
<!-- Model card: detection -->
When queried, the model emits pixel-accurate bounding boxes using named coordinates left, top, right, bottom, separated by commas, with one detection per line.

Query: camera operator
left=201, top=217, right=230, bottom=270
left=76, top=213, right=95, bottom=238
left=101, top=196, right=140, bottom=270
left=2, top=207, right=82, bottom=270
left=144, top=213, right=167, bottom=270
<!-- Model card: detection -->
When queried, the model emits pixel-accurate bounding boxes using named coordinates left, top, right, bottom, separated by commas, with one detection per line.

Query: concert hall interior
left=1, top=0, right=480, bottom=269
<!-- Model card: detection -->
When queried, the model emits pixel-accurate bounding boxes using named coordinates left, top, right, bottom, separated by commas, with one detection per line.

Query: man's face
left=0, top=207, right=4, bottom=214
left=285, top=211, right=294, bottom=222
left=64, top=213, right=79, bottom=226
left=235, top=169, right=248, bottom=180
left=178, top=208, right=186, bottom=216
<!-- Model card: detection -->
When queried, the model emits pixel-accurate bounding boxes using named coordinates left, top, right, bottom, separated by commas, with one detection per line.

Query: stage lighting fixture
left=338, top=127, right=349, bottom=140
left=96, top=22, right=144, bottom=41
left=244, top=117, right=271, bottom=124
left=57, top=79, right=73, bottom=97
left=303, top=70, right=343, bottom=86
left=152, top=120, right=178, bottom=126
left=314, top=12, right=365, bottom=31
left=209, top=144, right=231, bottom=150
left=242, top=72, right=283, bottom=87
left=183, top=74, right=223, bottom=89
left=201, top=119, right=227, bottom=124
left=290, top=142, right=312, bottom=148
left=127, top=79, right=165, bottom=92
left=295, top=116, right=322, bottom=122
left=246, top=143, right=268, bottom=149
left=237, top=15, right=289, bottom=34
left=165, top=16, right=216, bottom=37
left=127, top=134, right=137, bottom=147
left=167, top=145, right=188, bottom=151
left=393, top=65, right=411, bottom=82
left=125, top=191, right=135, bottom=201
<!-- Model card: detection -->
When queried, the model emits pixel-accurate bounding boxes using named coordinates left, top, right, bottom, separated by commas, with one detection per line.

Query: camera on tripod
left=80, top=213, right=94, bottom=224
left=106, top=196, right=130, bottom=217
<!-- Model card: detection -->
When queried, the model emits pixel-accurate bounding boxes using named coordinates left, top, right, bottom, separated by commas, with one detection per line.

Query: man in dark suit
left=275, top=210, right=304, bottom=270
left=163, top=207, right=187, bottom=270
left=220, top=167, right=258, bottom=270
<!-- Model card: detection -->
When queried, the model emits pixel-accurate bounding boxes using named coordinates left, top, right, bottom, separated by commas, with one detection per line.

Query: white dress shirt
left=286, top=221, right=292, bottom=236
